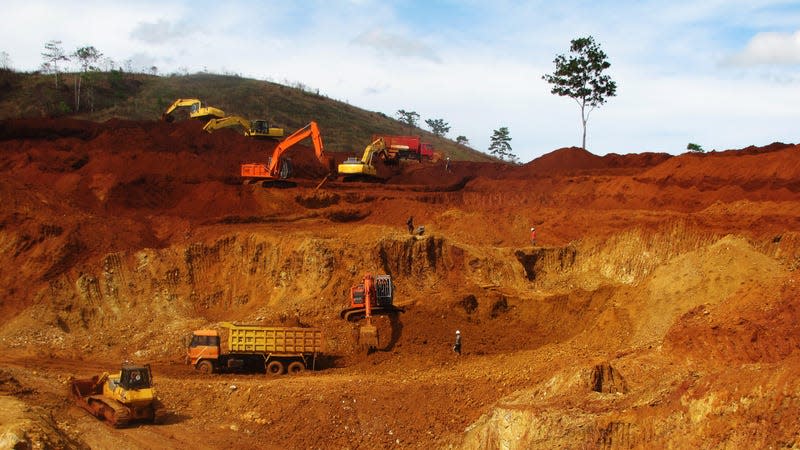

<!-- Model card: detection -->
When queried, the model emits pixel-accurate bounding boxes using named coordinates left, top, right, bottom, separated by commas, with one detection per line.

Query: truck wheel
left=197, top=360, right=214, bottom=375
left=287, top=361, right=305, bottom=374
left=266, top=361, right=284, bottom=375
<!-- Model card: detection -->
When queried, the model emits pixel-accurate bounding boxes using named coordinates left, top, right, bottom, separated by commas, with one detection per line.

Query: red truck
left=372, top=135, right=434, bottom=161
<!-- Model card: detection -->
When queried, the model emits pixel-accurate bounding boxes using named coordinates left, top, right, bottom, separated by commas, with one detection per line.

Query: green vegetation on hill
left=0, top=70, right=494, bottom=161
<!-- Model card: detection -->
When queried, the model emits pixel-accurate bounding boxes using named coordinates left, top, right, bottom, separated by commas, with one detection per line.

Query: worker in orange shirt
left=530, top=227, right=536, bottom=246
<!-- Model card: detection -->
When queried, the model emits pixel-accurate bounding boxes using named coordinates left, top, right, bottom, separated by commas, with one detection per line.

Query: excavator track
left=340, top=306, right=403, bottom=322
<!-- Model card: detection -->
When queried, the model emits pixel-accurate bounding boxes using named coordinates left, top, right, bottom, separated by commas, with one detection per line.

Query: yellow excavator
left=69, top=363, right=166, bottom=427
left=337, top=137, right=390, bottom=179
left=203, top=115, right=284, bottom=139
left=161, top=98, right=225, bottom=122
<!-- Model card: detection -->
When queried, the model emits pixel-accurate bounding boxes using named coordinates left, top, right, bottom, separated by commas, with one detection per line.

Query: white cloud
left=726, top=30, right=800, bottom=66
left=130, top=19, right=187, bottom=45
left=351, top=30, right=442, bottom=63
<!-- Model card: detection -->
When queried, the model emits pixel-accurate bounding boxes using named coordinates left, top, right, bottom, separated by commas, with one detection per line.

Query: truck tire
left=266, top=360, right=284, bottom=375
left=197, top=360, right=214, bottom=375
left=287, top=361, right=305, bottom=374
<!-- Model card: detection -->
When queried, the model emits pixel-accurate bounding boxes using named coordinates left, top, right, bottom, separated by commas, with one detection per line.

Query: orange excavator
left=340, top=274, right=404, bottom=350
left=240, top=121, right=330, bottom=184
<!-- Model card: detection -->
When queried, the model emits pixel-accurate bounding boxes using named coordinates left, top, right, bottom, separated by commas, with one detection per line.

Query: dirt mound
left=516, top=147, right=672, bottom=177
left=637, top=143, right=800, bottom=194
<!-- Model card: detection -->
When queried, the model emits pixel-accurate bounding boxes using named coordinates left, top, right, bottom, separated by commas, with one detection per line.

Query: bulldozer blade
left=358, top=324, right=379, bottom=350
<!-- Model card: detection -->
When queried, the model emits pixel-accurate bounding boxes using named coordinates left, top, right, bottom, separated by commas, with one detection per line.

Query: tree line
left=7, top=34, right=621, bottom=161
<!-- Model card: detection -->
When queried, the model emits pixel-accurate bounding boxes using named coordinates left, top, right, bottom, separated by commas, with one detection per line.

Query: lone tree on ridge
left=543, top=36, right=617, bottom=150
left=488, top=127, right=516, bottom=162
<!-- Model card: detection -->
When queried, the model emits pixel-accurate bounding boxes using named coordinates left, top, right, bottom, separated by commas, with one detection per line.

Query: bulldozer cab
left=119, top=365, right=152, bottom=390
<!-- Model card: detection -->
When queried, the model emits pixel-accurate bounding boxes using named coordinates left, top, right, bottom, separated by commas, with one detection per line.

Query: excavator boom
left=203, top=115, right=251, bottom=133
left=337, top=138, right=387, bottom=178
left=161, top=98, right=224, bottom=122
left=241, top=121, right=328, bottom=181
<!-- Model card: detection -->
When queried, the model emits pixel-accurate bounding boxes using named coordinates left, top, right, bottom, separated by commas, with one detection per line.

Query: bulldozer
left=69, top=363, right=166, bottom=427
left=340, top=274, right=404, bottom=350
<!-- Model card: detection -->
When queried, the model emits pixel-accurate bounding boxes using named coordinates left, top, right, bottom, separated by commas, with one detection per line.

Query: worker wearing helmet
left=453, top=330, right=462, bottom=355
left=530, top=227, right=536, bottom=246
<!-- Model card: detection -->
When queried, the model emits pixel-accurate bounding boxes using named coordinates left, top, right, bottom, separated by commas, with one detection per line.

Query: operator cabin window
left=191, top=335, right=220, bottom=346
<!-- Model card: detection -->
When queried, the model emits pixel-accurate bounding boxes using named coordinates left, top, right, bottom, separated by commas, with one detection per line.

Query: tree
left=72, top=46, right=103, bottom=112
left=42, top=40, right=69, bottom=87
left=0, top=51, right=11, bottom=70
left=543, top=36, right=617, bottom=150
left=687, top=143, right=704, bottom=153
left=425, top=118, right=451, bottom=137
left=396, top=109, right=420, bottom=131
left=455, top=135, right=470, bottom=146
left=488, top=127, right=516, bottom=162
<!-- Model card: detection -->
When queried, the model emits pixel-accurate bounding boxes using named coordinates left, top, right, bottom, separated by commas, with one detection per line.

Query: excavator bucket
left=358, top=323, right=379, bottom=350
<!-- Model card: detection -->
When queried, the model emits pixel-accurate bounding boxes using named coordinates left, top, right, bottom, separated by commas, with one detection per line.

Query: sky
left=2, top=0, right=799, bottom=162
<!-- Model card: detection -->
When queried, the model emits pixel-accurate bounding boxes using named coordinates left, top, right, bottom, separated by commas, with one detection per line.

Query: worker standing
left=407, top=216, right=414, bottom=234
left=453, top=330, right=462, bottom=355
left=530, top=227, right=536, bottom=246
left=445, top=156, right=451, bottom=172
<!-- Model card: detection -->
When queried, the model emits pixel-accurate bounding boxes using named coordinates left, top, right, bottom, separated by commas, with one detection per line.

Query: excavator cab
left=341, top=274, right=404, bottom=351
left=241, top=121, right=325, bottom=184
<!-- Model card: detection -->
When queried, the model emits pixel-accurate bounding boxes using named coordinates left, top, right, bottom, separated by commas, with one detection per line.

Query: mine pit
left=0, top=118, right=798, bottom=448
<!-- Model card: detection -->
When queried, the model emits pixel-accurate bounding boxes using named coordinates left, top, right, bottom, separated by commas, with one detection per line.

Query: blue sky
left=2, top=0, right=799, bottom=162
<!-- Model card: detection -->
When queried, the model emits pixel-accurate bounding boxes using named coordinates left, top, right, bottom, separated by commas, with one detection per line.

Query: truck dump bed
left=223, top=324, right=324, bottom=355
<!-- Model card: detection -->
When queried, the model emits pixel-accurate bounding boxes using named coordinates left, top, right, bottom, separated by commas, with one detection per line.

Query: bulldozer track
left=86, top=396, right=131, bottom=427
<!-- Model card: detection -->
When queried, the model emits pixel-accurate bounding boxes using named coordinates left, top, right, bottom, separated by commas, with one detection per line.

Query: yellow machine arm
left=203, top=115, right=251, bottom=133
left=162, top=98, right=224, bottom=122
left=360, top=138, right=387, bottom=165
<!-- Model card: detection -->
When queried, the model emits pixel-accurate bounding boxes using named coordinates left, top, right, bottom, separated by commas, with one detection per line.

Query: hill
left=0, top=69, right=495, bottom=162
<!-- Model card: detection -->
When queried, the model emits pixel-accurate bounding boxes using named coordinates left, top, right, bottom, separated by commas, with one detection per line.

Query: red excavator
left=240, top=121, right=330, bottom=184
left=340, top=274, right=404, bottom=349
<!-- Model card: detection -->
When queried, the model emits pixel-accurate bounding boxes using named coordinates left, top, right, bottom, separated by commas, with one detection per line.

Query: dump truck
left=372, top=135, right=434, bottom=162
left=187, top=322, right=324, bottom=375
left=69, top=363, right=166, bottom=427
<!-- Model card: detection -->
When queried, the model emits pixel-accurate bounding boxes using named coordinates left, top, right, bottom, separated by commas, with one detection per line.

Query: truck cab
left=187, top=330, right=221, bottom=374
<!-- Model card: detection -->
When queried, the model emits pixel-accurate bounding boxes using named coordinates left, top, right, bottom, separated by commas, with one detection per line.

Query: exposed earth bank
left=0, top=118, right=798, bottom=449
